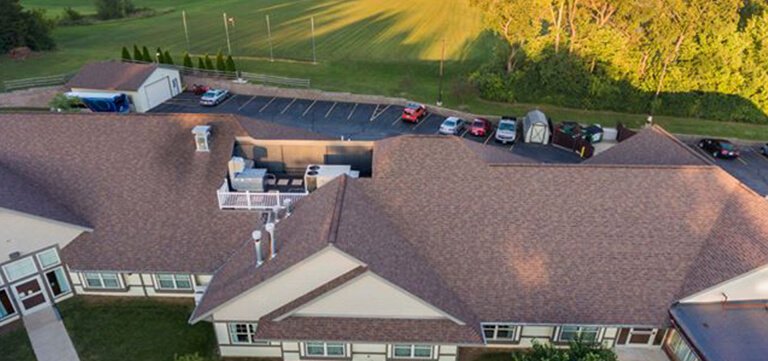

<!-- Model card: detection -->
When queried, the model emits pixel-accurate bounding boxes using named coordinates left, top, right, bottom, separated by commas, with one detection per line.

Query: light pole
left=266, top=15, right=274, bottom=62
left=437, top=38, right=445, bottom=106
left=182, top=10, right=190, bottom=52
left=223, top=12, right=232, bottom=55
left=311, top=16, right=317, bottom=64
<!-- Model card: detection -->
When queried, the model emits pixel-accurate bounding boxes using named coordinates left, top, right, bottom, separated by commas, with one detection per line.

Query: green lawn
left=0, top=325, right=35, bottom=361
left=7, top=0, right=768, bottom=140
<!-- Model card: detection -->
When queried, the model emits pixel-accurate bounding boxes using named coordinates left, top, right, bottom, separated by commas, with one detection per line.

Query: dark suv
left=698, top=138, right=740, bottom=159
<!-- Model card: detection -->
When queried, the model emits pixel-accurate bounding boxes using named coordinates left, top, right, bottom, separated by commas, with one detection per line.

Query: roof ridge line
left=487, top=163, right=718, bottom=170
left=326, top=176, right=348, bottom=244
left=650, top=125, right=715, bottom=165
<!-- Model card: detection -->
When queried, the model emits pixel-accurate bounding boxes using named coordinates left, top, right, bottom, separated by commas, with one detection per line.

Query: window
left=0, top=289, right=16, bottom=320
left=45, top=267, right=71, bottom=297
left=3, top=257, right=37, bottom=282
left=482, top=323, right=517, bottom=341
left=305, top=342, right=346, bottom=357
left=84, top=272, right=121, bottom=289
left=393, top=345, right=433, bottom=359
left=559, top=326, right=601, bottom=343
left=666, top=330, right=701, bottom=361
left=155, top=274, right=193, bottom=290
left=36, top=248, right=60, bottom=269
left=228, top=323, right=266, bottom=344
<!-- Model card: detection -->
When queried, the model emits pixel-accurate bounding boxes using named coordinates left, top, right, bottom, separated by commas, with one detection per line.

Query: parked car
left=191, top=84, right=209, bottom=96
left=495, top=116, right=517, bottom=144
left=401, top=102, right=428, bottom=123
left=199, top=89, right=229, bottom=106
left=761, top=143, right=768, bottom=156
left=438, top=117, right=465, bottom=135
left=698, top=138, right=740, bottom=159
left=469, top=118, right=492, bottom=137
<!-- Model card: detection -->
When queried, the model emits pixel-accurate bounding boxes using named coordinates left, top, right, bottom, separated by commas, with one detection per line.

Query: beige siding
left=214, top=322, right=230, bottom=345
left=291, top=272, right=446, bottom=319
left=213, top=247, right=361, bottom=321
left=0, top=209, right=84, bottom=263
left=70, top=271, right=206, bottom=298
left=681, top=264, right=768, bottom=302
left=352, top=343, right=387, bottom=353
left=220, top=345, right=283, bottom=358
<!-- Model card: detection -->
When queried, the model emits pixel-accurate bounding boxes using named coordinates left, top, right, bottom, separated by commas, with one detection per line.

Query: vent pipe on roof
left=265, top=222, right=276, bottom=258
left=252, top=230, right=264, bottom=267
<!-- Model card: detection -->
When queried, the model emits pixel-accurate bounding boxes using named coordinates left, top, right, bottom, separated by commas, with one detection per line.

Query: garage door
left=143, top=77, right=172, bottom=110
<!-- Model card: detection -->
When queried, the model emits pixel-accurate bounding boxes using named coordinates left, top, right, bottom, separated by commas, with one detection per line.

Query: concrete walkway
left=22, top=306, right=80, bottom=361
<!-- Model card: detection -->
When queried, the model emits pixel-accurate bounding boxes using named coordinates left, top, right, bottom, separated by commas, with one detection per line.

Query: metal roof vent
left=252, top=230, right=264, bottom=267
left=192, top=125, right=211, bottom=152
left=265, top=222, right=276, bottom=258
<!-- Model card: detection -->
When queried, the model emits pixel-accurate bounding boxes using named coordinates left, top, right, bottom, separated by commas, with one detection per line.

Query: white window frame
left=154, top=273, right=193, bottom=291
left=0, top=288, right=16, bottom=320
left=392, top=344, right=434, bottom=359
left=45, top=267, right=71, bottom=297
left=304, top=342, right=347, bottom=357
left=228, top=323, right=267, bottom=345
left=666, top=330, right=701, bottom=361
left=482, top=323, right=519, bottom=342
left=558, top=325, right=602, bottom=343
left=36, top=248, right=61, bottom=270
left=83, top=272, right=123, bottom=289
left=2, top=257, right=38, bottom=282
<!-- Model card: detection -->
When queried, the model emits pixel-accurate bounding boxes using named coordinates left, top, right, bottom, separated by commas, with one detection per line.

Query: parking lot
left=154, top=92, right=768, bottom=195
left=152, top=92, right=583, bottom=164
left=685, top=141, right=768, bottom=196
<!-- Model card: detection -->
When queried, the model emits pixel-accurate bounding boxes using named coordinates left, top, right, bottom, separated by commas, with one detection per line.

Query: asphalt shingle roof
left=66, top=61, right=159, bottom=91
left=586, top=125, right=710, bottom=166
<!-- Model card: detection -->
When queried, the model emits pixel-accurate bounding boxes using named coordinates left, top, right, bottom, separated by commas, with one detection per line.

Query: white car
left=495, top=116, right=517, bottom=144
left=199, top=89, right=229, bottom=106
left=439, top=117, right=465, bottom=135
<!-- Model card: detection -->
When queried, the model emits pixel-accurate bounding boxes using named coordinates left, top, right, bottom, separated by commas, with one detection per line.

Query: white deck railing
left=217, top=189, right=308, bottom=210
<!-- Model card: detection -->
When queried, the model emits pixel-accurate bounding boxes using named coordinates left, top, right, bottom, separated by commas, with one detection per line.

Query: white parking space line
left=325, top=102, right=337, bottom=118
left=218, top=94, right=237, bottom=107
left=391, top=115, right=403, bottom=126
left=753, top=149, right=768, bottom=164
left=237, top=96, right=256, bottom=111
left=302, top=100, right=317, bottom=117
left=509, top=143, right=516, bottom=151
left=280, top=98, right=297, bottom=114
left=737, top=157, right=748, bottom=165
left=371, top=104, right=391, bottom=121
left=460, top=129, right=469, bottom=137
left=484, top=130, right=496, bottom=145
left=347, top=103, right=358, bottom=120
left=412, top=114, right=433, bottom=130
left=259, top=97, right=276, bottom=113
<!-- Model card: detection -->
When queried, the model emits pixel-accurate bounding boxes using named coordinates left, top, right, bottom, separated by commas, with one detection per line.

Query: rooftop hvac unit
left=232, top=168, right=267, bottom=192
left=304, top=164, right=359, bottom=192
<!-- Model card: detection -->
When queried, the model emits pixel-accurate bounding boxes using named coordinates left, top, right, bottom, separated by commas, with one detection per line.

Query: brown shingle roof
left=66, top=61, right=159, bottom=91
left=0, top=112, right=327, bottom=272
left=0, top=164, right=89, bottom=228
left=585, top=126, right=710, bottom=166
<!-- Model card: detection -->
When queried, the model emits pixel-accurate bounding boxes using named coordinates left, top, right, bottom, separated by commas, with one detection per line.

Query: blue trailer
left=65, top=92, right=131, bottom=113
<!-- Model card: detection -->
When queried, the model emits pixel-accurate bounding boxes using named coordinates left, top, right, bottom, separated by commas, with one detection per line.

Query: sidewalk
left=22, top=306, right=80, bottom=361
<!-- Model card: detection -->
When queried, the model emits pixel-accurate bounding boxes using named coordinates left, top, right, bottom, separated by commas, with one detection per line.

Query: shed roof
left=66, top=61, right=160, bottom=91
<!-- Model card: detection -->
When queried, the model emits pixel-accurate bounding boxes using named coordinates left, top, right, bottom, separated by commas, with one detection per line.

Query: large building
left=0, top=113, right=766, bottom=361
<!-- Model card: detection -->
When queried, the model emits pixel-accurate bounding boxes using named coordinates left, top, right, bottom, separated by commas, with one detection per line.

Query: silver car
left=495, top=117, right=517, bottom=144
left=199, top=89, right=229, bottom=106
left=761, top=143, right=768, bottom=156
left=439, top=117, right=465, bottom=135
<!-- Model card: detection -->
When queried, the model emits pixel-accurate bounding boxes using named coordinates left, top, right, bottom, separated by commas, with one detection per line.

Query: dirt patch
left=0, top=86, right=63, bottom=108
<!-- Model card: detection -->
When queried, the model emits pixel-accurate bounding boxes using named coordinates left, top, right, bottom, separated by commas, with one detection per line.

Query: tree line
left=121, top=45, right=237, bottom=72
left=470, top=0, right=768, bottom=123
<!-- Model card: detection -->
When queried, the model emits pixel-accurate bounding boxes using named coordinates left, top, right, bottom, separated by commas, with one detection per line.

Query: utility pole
left=182, top=10, right=190, bottom=53
left=437, top=38, right=445, bottom=106
left=223, top=12, right=232, bottom=55
left=266, top=15, right=274, bottom=62
left=311, top=16, right=317, bottom=64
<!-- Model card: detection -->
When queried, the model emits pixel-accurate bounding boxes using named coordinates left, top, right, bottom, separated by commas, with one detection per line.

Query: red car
left=401, top=102, right=428, bottom=123
left=469, top=118, right=492, bottom=137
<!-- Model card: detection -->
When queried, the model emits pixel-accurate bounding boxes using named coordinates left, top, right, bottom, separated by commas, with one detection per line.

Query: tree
left=197, top=57, right=205, bottom=70
left=183, top=52, right=193, bottom=68
left=163, top=50, right=173, bottom=65
left=121, top=46, right=131, bottom=60
left=225, top=55, right=236, bottom=72
left=511, top=339, right=617, bottom=361
left=204, top=54, right=214, bottom=70
left=0, top=1, right=56, bottom=53
left=94, top=0, right=136, bottom=20
left=132, top=44, right=142, bottom=61
left=141, top=46, right=151, bottom=62
left=215, top=50, right=226, bottom=71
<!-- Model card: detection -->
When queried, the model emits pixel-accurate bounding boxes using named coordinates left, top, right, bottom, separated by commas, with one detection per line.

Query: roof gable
left=586, top=125, right=710, bottom=166
left=66, top=61, right=159, bottom=91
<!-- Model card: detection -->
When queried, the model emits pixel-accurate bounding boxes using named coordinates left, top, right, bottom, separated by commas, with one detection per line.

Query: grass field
left=6, top=0, right=768, bottom=140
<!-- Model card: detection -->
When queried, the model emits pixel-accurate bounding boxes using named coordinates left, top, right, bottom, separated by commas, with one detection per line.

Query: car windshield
left=473, top=120, right=484, bottom=126
left=203, top=91, right=217, bottom=97
left=443, top=119, right=456, bottom=126
left=719, top=141, right=735, bottom=150
left=406, top=103, right=420, bottom=109
left=499, top=122, right=515, bottom=131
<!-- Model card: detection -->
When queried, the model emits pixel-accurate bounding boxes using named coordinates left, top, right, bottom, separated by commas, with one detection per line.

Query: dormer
left=192, top=125, right=211, bottom=152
